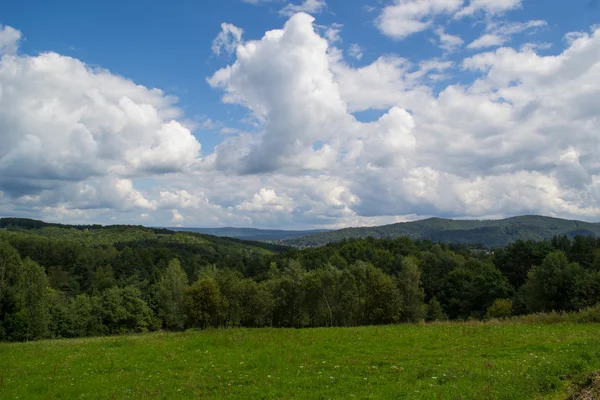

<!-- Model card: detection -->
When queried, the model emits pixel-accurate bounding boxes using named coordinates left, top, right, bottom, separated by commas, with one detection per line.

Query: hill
left=284, top=215, right=600, bottom=247
left=168, top=227, right=330, bottom=242
left=0, top=217, right=288, bottom=253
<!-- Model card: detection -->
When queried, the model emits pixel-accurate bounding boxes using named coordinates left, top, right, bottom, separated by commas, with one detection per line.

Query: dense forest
left=2, top=218, right=600, bottom=342
left=284, top=215, right=600, bottom=247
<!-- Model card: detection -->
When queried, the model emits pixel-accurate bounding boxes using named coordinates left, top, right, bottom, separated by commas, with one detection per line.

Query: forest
left=2, top=218, right=600, bottom=342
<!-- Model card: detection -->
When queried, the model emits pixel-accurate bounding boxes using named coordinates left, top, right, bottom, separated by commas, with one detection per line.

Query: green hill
left=284, top=215, right=600, bottom=248
left=0, top=217, right=288, bottom=253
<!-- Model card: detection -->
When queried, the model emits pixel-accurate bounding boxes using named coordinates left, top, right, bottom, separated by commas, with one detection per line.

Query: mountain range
left=282, top=215, right=600, bottom=248
left=3, top=215, right=600, bottom=248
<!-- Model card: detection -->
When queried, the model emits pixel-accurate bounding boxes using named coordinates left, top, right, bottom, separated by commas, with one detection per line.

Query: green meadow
left=1, top=323, right=600, bottom=399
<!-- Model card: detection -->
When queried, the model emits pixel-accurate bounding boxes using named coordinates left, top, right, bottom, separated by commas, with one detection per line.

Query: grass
left=1, top=323, right=600, bottom=399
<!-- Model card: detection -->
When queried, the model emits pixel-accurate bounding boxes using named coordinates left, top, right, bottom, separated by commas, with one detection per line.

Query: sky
left=0, top=0, right=599, bottom=229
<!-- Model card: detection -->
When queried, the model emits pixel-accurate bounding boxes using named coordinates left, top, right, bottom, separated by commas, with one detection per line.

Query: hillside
left=0, top=217, right=287, bottom=253
left=169, top=227, right=329, bottom=242
left=2, top=323, right=600, bottom=399
left=284, top=215, right=600, bottom=247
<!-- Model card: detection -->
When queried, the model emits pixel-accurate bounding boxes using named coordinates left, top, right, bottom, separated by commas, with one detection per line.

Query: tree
left=20, top=258, right=51, bottom=340
left=425, top=297, right=447, bottom=322
left=493, top=240, right=552, bottom=290
left=238, top=279, right=273, bottom=327
left=522, top=252, right=585, bottom=312
left=487, top=299, right=513, bottom=319
left=0, top=241, right=21, bottom=317
left=363, top=263, right=402, bottom=325
left=270, top=260, right=308, bottom=328
left=97, top=286, right=156, bottom=334
left=441, top=260, right=512, bottom=319
left=92, top=265, right=117, bottom=293
left=397, top=257, right=426, bottom=322
left=156, top=259, right=188, bottom=330
left=183, top=277, right=222, bottom=329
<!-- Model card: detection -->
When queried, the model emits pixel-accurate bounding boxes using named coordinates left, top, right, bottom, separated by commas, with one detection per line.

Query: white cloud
left=467, top=33, right=506, bottom=49
left=377, top=0, right=464, bottom=40
left=0, top=25, right=21, bottom=55
left=4, top=16, right=600, bottom=228
left=171, top=209, right=184, bottom=223
left=280, top=0, right=327, bottom=16
left=435, top=27, right=464, bottom=52
left=455, top=0, right=522, bottom=18
left=0, top=26, right=201, bottom=208
left=212, top=23, right=244, bottom=56
left=207, top=15, right=600, bottom=223
left=323, top=23, right=343, bottom=44
left=467, top=20, right=547, bottom=49
left=348, top=44, right=364, bottom=60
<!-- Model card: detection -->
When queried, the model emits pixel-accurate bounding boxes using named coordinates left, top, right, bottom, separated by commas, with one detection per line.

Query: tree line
left=2, top=225, right=600, bottom=341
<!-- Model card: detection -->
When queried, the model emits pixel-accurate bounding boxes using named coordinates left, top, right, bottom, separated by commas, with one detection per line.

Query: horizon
left=1, top=1, right=599, bottom=229
left=1, top=213, right=598, bottom=232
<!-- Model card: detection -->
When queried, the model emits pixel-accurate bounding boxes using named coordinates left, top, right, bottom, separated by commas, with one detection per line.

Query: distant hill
left=168, top=227, right=330, bottom=242
left=284, top=215, right=600, bottom=248
left=0, top=217, right=288, bottom=253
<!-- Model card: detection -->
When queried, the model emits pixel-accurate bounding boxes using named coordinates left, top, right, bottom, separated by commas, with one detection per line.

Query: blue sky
left=0, top=0, right=599, bottom=228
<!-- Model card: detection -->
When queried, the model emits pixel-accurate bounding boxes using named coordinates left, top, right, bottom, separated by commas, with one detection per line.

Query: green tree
left=238, top=279, right=273, bottom=327
left=156, top=259, right=188, bottom=330
left=20, top=258, right=51, bottom=340
left=92, top=265, right=117, bottom=293
left=441, top=260, right=512, bottom=319
left=397, top=257, right=426, bottom=322
left=425, top=297, right=447, bottom=322
left=184, top=277, right=222, bottom=329
left=522, top=252, right=585, bottom=312
left=487, top=298, right=513, bottom=319
left=97, top=286, right=156, bottom=334
left=363, top=263, right=402, bottom=325
left=270, top=260, right=308, bottom=328
left=0, top=240, right=22, bottom=317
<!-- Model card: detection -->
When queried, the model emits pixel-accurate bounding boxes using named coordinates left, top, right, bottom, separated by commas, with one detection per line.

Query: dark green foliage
left=184, top=277, right=222, bottom=329
left=522, top=252, right=585, bottom=312
left=425, top=297, right=447, bottom=321
left=97, top=286, right=157, bottom=334
left=397, top=257, right=426, bottom=322
left=285, top=215, right=600, bottom=248
left=2, top=218, right=600, bottom=342
left=487, top=298, right=513, bottom=319
left=155, top=259, right=188, bottom=330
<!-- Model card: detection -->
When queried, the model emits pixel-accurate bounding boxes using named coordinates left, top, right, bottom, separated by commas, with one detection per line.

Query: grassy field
left=1, top=323, right=600, bottom=399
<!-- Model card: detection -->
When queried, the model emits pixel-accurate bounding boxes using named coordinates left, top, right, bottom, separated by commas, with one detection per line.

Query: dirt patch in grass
left=568, top=372, right=600, bottom=399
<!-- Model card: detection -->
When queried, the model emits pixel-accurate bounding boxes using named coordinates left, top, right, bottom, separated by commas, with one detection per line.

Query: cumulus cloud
left=377, top=0, right=464, bottom=40
left=0, top=25, right=21, bottom=55
left=280, top=0, right=327, bottom=16
left=0, top=25, right=201, bottom=217
left=3, top=14, right=600, bottom=228
left=207, top=14, right=600, bottom=223
left=212, top=23, right=244, bottom=56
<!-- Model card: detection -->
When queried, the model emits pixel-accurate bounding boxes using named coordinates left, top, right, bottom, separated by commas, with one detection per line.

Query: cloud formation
left=2, top=10, right=600, bottom=228
left=212, top=23, right=244, bottom=56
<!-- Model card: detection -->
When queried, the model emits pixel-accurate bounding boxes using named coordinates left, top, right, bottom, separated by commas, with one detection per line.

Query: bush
left=487, top=299, right=513, bottom=319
